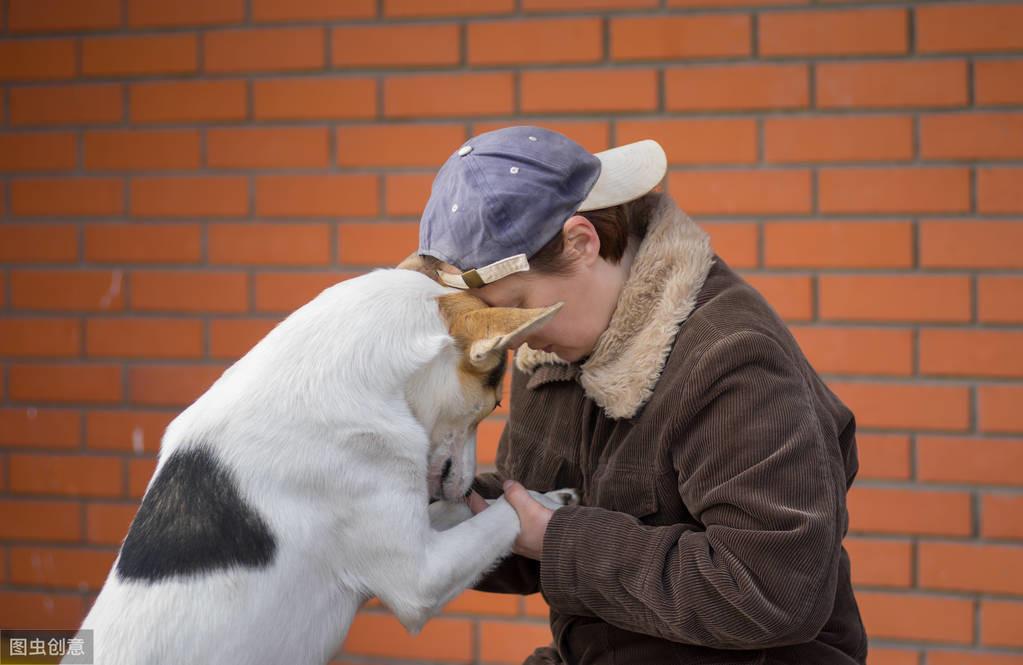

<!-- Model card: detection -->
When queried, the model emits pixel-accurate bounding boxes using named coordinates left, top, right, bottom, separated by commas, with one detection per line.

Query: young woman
left=410, top=126, right=867, bottom=665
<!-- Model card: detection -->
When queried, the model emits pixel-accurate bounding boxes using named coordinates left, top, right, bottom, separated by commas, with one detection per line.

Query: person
left=405, top=125, right=867, bottom=665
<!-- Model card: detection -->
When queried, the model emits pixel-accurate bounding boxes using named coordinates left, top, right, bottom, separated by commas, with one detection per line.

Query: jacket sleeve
left=538, top=331, right=844, bottom=649
left=469, top=422, right=541, bottom=595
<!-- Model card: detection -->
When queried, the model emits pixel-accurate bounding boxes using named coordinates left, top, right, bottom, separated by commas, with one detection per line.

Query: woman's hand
left=467, top=481, right=555, bottom=560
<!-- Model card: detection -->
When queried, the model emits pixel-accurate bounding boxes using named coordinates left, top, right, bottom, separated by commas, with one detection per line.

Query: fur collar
left=514, top=194, right=714, bottom=420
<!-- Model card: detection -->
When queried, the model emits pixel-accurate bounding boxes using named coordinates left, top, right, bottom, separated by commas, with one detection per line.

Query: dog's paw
left=546, top=488, right=579, bottom=507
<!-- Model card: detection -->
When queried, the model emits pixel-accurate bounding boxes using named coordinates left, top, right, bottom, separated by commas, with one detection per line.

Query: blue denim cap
left=418, top=125, right=667, bottom=289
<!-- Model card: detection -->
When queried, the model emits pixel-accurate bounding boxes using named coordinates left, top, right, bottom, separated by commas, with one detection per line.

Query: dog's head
left=411, top=290, right=560, bottom=502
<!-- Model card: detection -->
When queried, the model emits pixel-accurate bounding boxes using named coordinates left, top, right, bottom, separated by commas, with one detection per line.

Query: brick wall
left=1, top=0, right=1021, bottom=663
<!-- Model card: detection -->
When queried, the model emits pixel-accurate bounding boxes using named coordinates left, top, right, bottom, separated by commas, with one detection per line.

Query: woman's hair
left=527, top=190, right=662, bottom=276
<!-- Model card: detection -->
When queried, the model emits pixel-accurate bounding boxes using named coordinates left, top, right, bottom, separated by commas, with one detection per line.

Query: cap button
left=458, top=145, right=473, bottom=156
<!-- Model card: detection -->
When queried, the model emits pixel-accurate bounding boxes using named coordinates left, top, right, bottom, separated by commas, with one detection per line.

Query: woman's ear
left=560, top=215, right=601, bottom=267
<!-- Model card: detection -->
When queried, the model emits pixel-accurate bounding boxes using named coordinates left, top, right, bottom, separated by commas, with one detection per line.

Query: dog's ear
left=466, top=305, right=563, bottom=368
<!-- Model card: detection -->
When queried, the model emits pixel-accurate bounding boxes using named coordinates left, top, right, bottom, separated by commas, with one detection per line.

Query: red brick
left=9, top=364, right=122, bottom=404
left=921, top=220, right=1023, bottom=269
left=210, top=318, right=279, bottom=359
left=385, top=173, right=435, bottom=216
left=921, top=330, right=1023, bottom=379
left=666, top=64, right=808, bottom=111
left=866, top=648, right=920, bottom=665
left=443, top=589, right=518, bottom=617
left=480, top=621, right=554, bottom=664
left=253, top=0, right=376, bottom=21
left=386, top=73, right=515, bottom=118
left=10, top=83, right=123, bottom=126
left=921, top=113, right=1023, bottom=160
left=741, top=274, right=813, bottom=321
left=386, top=0, right=513, bottom=16
left=982, top=600, right=1023, bottom=648
left=816, top=60, right=968, bottom=109
left=830, top=382, right=970, bottom=431
left=764, top=115, right=913, bottom=163
left=476, top=419, right=503, bottom=466
left=470, top=18, right=601, bottom=66
left=131, top=80, right=248, bottom=124
left=917, top=3, right=1023, bottom=53
left=128, top=458, right=157, bottom=498
left=820, top=168, right=970, bottom=214
left=979, top=167, right=1023, bottom=213
left=856, top=434, right=911, bottom=481
left=9, top=0, right=121, bottom=32
left=791, top=326, right=912, bottom=376
left=976, top=60, right=1023, bottom=106
left=10, top=453, right=122, bottom=497
left=344, top=612, right=472, bottom=661
left=129, top=364, right=226, bottom=406
left=0, top=408, right=80, bottom=449
left=84, top=223, right=202, bottom=263
left=86, top=318, right=203, bottom=359
left=208, top=127, right=330, bottom=169
left=0, top=318, right=80, bottom=358
left=982, top=493, right=1023, bottom=540
left=254, top=78, right=376, bottom=121
left=86, top=502, right=139, bottom=544
left=10, top=546, right=116, bottom=590
left=83, top=34, right=198, bottom=76
left=84, top=129, right=201, bottom=171
left=522, top=69, right=658, bottom=113
left=527, top=0, right=655, bottom=8
left=205, top=27, right=325, bottom=73
left=668, top=170, right=812, bottom=215
left=11, top=270, right=125, bottom=312
left=87, top=410, right=173, bottom=454
left=617, top=119, right=757, bottom=165
left=848, top=486, right=971, bottom=536
left=701, top=223, right=758, bottom=268
left=980, top=385, right=1023, bottom=434
left=920, top=542, right=1023, bottom=595
left=0, top=499, right=82, bottom=541
left=0, top=223, right=78, bottom=262
left=474, top=120, right=610, bottom=153
left=0, top=39, right=76, bottom=81
left=918, top=436, right=1023, bottom=486
left=857, top=591, right=973, bottom=644
left=11, top=178, right=123, bottom=217
left=929, top=654, right=1023, bottom=665
left=819, top=275, right=970, bottom=323
left=338, top=223, right=418, bottom=266
left=338, top=124, right=465, bottom=168
left=980, top=276, right=1023, bottom=324
left=0, top=132, right=76, bottom=172
left=0, top=591, right=84, bottom=630
left=131, top=177, right=249, bottom=218
left=760, top=8, right=906, bottom=56
left=764, top=221, right=912, bottom=268
left=209, top=223, right=330, bottom=266
left=256, top=175, right=379, bottom=218
left=131, top=270, right=249, bottom=313
left=254, top=272, right=357, bottom=313
left=610, top=15, right=749, bottom=61
left=334, top=24, right=460, bottom=68
left=128, top=0, right=245, bottom=27
left=845, top=537, right=912, bottom=587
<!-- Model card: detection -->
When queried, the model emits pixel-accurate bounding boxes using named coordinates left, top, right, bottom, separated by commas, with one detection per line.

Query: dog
left=72, top=268, right=575, bottom=665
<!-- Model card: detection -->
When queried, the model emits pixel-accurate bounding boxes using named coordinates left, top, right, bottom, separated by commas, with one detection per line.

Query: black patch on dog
left=485, top=352, right=507, bottom=389
left=116, top=444, right=277, bottom=583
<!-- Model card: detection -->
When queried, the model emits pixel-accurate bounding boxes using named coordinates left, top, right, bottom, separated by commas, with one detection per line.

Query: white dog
left=72, top=268, right=574, bottom=665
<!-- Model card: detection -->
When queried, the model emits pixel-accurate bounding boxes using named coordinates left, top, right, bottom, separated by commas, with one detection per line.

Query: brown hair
left=526, top=190, right=662, bottom=276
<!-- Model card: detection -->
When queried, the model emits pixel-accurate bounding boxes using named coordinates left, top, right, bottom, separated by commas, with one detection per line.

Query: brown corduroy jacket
left=472, top=194, right=868, bottom=665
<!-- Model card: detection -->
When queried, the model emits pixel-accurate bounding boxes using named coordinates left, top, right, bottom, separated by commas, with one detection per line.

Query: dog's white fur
left=74, top=269, right=570, bottom=665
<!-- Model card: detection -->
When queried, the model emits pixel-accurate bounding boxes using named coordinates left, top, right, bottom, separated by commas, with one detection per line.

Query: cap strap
left=437, top=254, right=530, bottom=290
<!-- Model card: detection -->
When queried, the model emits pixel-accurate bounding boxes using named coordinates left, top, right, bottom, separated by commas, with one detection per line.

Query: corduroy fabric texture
left=473, top=200, right=866, bottom=665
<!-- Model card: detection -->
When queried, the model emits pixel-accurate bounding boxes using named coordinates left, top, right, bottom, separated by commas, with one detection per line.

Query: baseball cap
left=418, top=125, right=667, bottom=290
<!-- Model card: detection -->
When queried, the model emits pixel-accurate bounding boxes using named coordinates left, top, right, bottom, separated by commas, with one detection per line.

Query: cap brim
left=577, top=139, right=667, bottom=213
